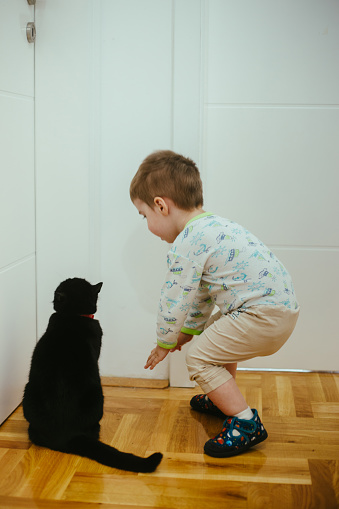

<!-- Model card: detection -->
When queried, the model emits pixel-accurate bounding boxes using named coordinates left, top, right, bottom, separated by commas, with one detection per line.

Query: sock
left=234, top=406, right=254, bottom=420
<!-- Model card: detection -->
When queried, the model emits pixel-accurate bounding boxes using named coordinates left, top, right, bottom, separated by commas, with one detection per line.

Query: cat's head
left=53, top=278, right=103, bottom=316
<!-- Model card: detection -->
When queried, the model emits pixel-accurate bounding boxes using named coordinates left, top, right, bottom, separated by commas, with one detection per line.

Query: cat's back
left=44, top=312, right=102, bottom=345
left=29, top=313, right=102, bottom=380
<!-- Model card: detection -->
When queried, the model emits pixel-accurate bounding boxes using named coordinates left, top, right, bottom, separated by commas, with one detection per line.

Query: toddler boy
left=130, top=150, right=299, bottom=457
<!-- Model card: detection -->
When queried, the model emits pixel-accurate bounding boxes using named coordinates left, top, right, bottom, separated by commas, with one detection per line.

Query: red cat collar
left=80, top=314, right=95, bottom=319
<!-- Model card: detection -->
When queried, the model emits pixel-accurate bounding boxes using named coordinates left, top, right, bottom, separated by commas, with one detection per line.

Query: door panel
left=204, top=106, right=339, bottom=248
left=240, top=249, right=339, bottom=371
left=170, top=0, right=339, bottom=386
left=0, top=260, right=36, bottom=424
left=0, top=0, right=34, bottom=96
left=0, top=0, right=36, bottom=423
left=207, top=0, right=339, bottom=105
left=0, top=94, right=35, bottom=268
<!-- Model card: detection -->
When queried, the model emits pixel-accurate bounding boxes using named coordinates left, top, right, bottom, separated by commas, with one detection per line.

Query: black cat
left=22, top=278, right=162, bottom=473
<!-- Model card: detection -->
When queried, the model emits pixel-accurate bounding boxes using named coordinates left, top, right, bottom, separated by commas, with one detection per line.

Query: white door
left=0, top=0, right=37, bottom=423
left=170, top=0, right=339, bottom=386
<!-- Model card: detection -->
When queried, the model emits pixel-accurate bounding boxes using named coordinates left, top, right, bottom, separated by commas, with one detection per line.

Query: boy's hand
left=145, top=345, right=169, bottom=370
left=170, top=332, right=193, bottom=352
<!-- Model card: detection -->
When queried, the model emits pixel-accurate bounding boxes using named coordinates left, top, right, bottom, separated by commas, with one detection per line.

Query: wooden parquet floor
left=0, top=372, right=338, bottom=509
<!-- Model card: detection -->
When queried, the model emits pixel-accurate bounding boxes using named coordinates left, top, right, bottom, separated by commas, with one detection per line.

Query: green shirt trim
left=181, top=327, right=203, bottom=336
left=157, top=339, right=177, bottom=349
left=184, top=212, right=214, bottom=228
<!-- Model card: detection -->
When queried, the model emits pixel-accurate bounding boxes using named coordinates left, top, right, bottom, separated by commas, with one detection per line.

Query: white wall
left=34, top=0, right=339, bottom=384
left=99, top=0, right=174, bottom=378
left=35, top=1, right=100, bottom=330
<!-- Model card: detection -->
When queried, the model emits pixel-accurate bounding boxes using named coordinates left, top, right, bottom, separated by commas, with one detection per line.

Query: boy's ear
left=154, top=197, right=169, bottom=216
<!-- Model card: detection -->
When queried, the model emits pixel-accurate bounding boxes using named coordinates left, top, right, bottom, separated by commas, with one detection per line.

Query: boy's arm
left=156, top=253, right=205, bottom=349
left=180, top=285, right=215, bottom=336
left=149, top=250, right=211, bottom=368
left=169, top=331, right=193, bottom=352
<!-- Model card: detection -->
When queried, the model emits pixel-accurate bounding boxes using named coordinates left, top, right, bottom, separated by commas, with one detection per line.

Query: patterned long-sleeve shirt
left=156, top=212, right=298, bottom=349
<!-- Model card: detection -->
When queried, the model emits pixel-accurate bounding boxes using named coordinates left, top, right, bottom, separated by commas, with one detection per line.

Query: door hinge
left=26, top=22, right=36, bottom=43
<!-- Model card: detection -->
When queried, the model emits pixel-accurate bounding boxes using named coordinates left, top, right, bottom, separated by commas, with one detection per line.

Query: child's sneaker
left=190, top=394, right=226, bottom=418
left=204, top=409, right=268, bottom=457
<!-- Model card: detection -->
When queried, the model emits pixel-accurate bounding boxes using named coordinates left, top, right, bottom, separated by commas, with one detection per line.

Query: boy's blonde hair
left=130, top=150, right=203, bottom=210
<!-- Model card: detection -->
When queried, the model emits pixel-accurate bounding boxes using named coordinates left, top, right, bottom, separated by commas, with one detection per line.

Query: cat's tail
left=67, top=436, right=162, bottom=473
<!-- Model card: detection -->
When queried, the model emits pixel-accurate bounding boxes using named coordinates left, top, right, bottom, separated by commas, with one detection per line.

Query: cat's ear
left=54, top=291, right=66, bottom=302
left=93, top=282, right=103, bottom=295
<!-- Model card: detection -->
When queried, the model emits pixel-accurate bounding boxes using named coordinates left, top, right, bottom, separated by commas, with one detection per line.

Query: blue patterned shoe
left=204, top=409, right=268, bottom=457
left=190, top=394, right=226, bottom=418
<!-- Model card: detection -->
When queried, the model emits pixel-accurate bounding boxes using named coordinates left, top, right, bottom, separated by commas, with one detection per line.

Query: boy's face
left=133, top=198, right=179, bottom=244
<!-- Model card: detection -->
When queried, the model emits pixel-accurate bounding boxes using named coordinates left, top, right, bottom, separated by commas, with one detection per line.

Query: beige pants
left=185, top=305, right=300, bottom=393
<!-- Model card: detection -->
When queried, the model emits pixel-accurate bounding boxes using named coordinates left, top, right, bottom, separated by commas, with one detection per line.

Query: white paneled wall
left=205, top=107, right=338, bottom=247
left=206, top=0, right=339, bottom=105
left=171, top=0, right=339, bottom=383
left=203, top=0, right=339, bottom=371
left=172, top=0, right=203, bottom=165
left=0, top=0, right=36, bottom=423
left=34, top=0, right=339, bottom=387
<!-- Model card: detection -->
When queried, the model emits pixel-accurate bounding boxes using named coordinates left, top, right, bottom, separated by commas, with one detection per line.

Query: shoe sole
left=204, top=430, right=268, bottom=458
left=190, top=398, right=226, bottom=418
left=190, top=405, right=226, bottom=418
